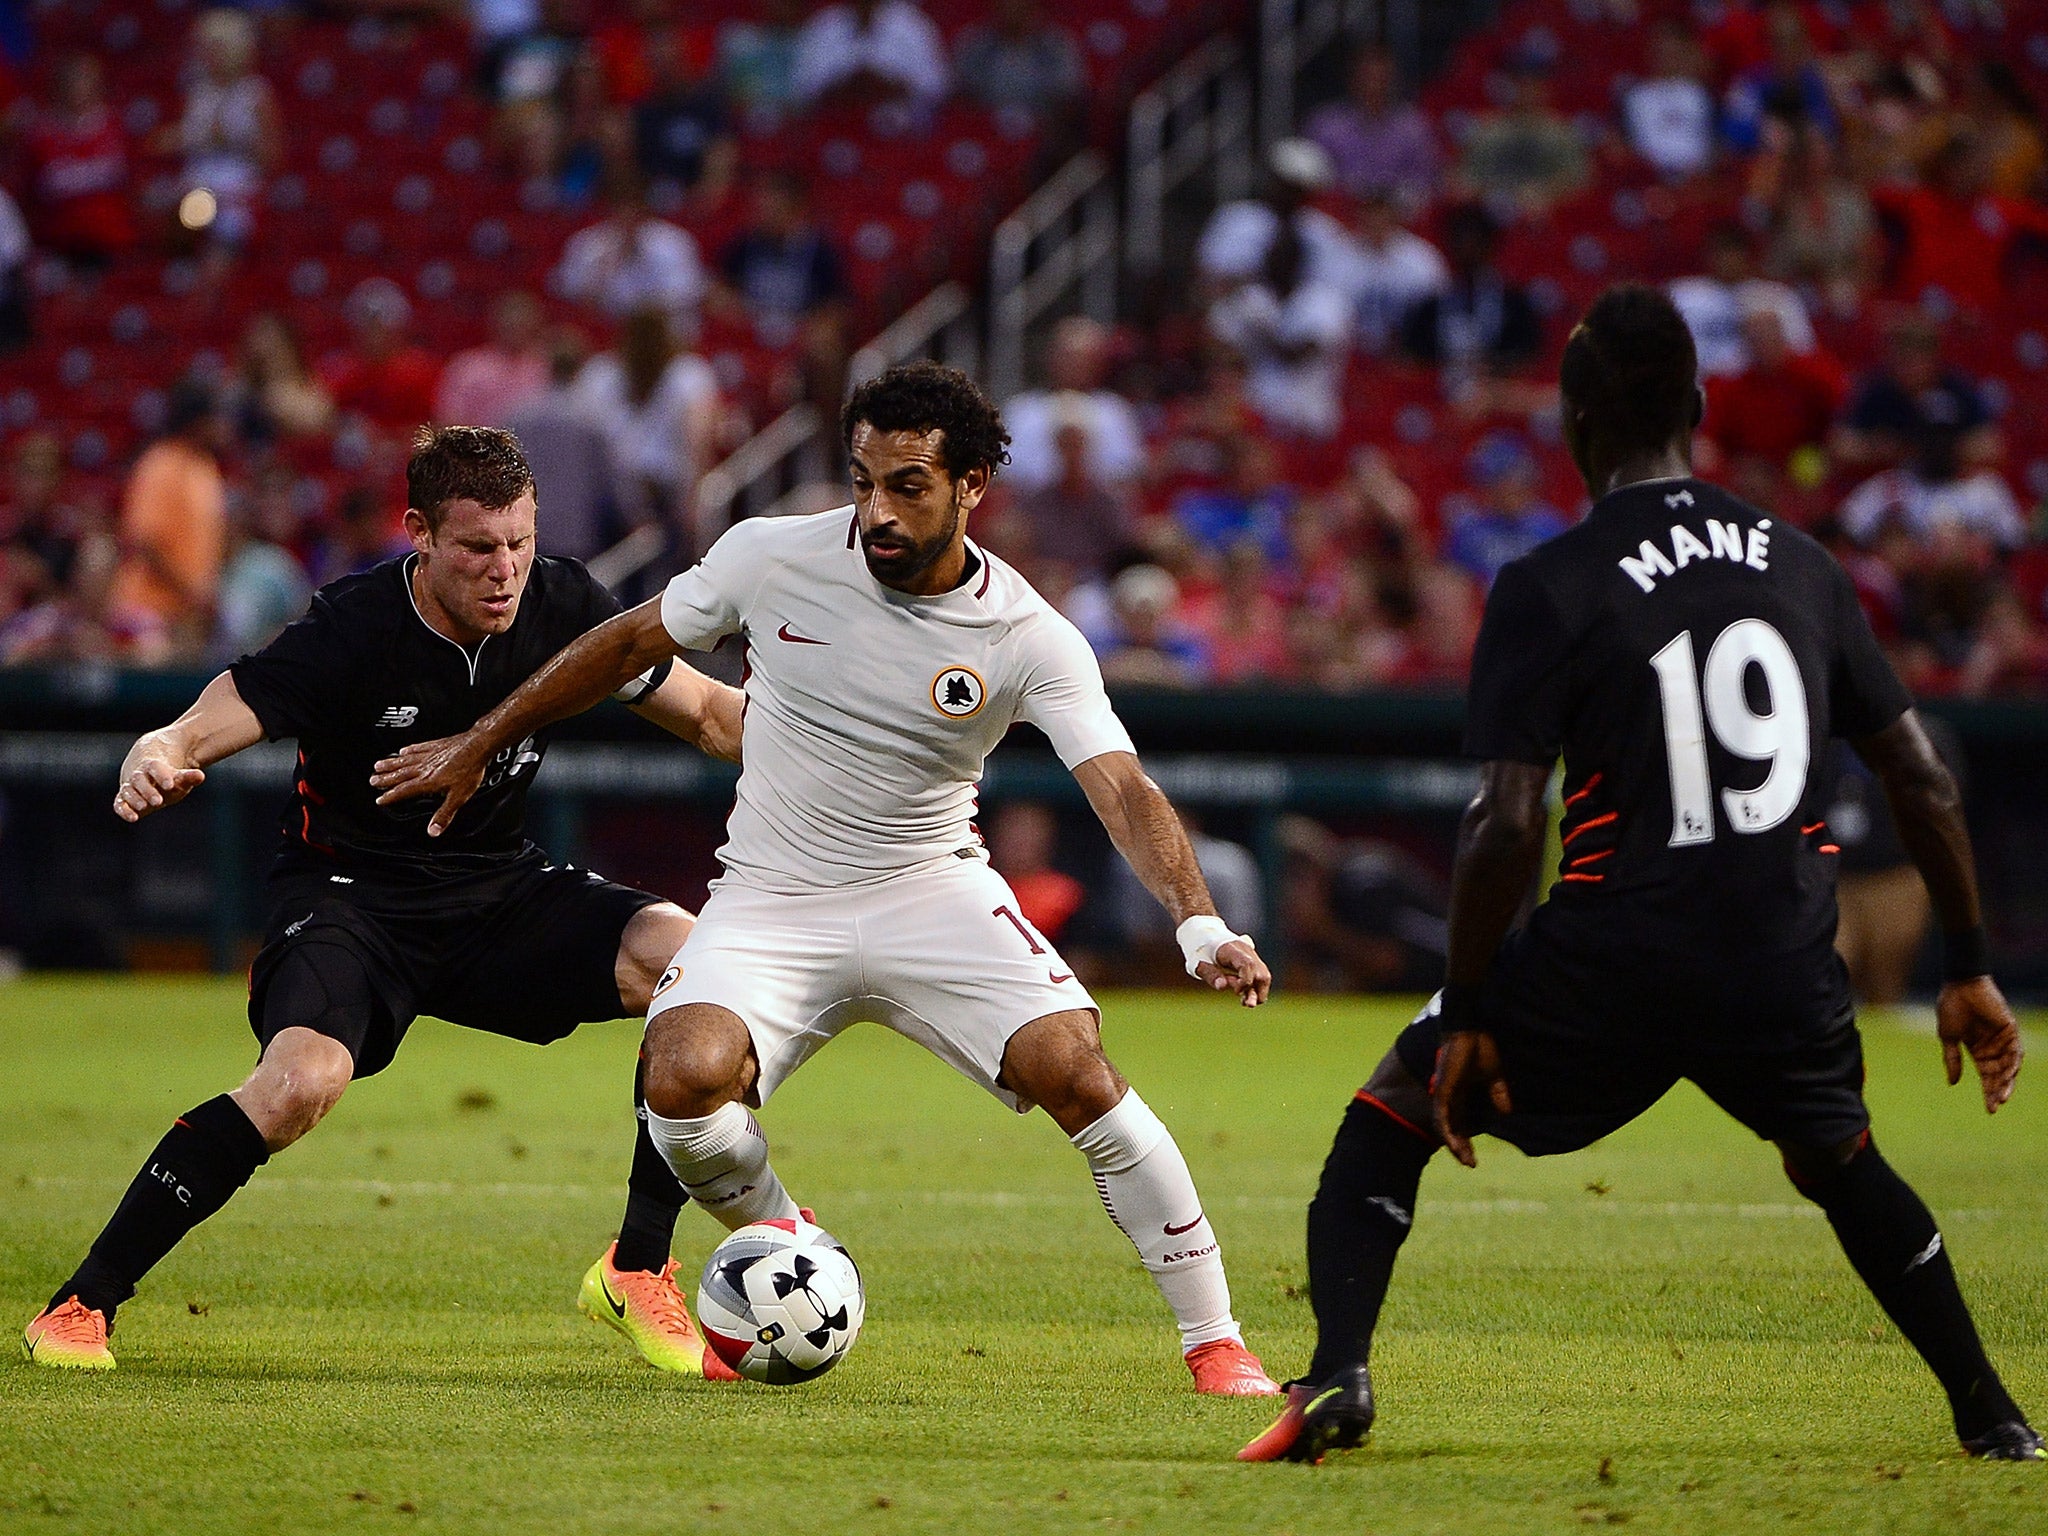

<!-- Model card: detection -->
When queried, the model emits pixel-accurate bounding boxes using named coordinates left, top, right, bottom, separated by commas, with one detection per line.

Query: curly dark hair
left=406, top=424, right=535, bottom=532
left=1559, top=284, right=1700, bottom=457
left=840, top=361, right=1012, bottom=480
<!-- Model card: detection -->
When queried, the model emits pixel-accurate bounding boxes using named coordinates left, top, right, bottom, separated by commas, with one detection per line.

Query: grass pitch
left=0, top=978, right=2043, bottom=1536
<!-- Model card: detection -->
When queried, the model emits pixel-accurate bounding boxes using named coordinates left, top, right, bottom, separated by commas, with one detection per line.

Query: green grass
left=0, top=978, right=2043, bottom=1535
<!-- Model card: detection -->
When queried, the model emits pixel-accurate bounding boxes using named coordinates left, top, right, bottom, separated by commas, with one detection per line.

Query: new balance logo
left=375, top=705, right=420, bottom=728
left=1367, top=1196, right=1413, bottom=1229
left=1663, top=489, right=1695, bottom=509
left=1905, top=1231, right=1944, bottom=1274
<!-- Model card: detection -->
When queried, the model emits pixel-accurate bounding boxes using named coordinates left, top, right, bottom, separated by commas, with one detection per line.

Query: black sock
left=1303, top=1092, right=1438, bottom=1385
left=1791, top=1137, right=2023, bottom=1439
left=612, top=1058, right=687, bottom=1274
left=54, top=1095, right=270, bottom=1322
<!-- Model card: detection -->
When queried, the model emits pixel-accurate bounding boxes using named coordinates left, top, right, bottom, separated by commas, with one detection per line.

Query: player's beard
left=860, top=490, right=967, bottom=588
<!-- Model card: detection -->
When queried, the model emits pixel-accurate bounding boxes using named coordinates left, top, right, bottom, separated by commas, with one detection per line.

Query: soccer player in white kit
left=373, top=364, right=1281, bottom=1394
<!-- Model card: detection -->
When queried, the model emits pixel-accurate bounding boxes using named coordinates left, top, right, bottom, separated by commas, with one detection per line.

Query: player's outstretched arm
left=627, top=661, right=745, bottom=764
left=371, top=597, right=682, bottom=836
left=112, top=671, right=265, bottom=824
left=1433, top=759, right=1551, bottom=1166
left=1071, top=751, right=1271, bottom=1007
left=1855, top=709, right=2024, bottom=1113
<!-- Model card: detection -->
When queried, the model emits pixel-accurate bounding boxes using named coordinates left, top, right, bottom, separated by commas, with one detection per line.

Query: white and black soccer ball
left=696, top=1216, right=864, bottom=1384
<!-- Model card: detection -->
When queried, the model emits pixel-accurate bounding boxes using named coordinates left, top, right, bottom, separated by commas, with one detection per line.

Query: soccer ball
left=696, top=1216, right=864, bottom=1384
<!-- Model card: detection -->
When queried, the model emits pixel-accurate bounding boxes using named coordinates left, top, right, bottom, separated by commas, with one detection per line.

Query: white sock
left=1070, top=1089, right=1241, bottom=1352
left=643, top=1101, right=800, bottom=1232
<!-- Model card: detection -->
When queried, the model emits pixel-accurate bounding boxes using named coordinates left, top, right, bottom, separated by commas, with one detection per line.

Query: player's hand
left=112, top=755, right=205, bottom=823
left=370, top=733, right=491, bottom=837
left=1937, top=975, right=2025, bottom=1114
left=1194, top=938, right=1271, bottom=1008
left=1433, top=1028, right=1511, bottom=1169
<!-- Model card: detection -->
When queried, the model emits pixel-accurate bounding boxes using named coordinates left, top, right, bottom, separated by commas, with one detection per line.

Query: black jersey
left=1465, top=477, right=1913, bottom=1014
left=230, top=555, right=664, bottom=880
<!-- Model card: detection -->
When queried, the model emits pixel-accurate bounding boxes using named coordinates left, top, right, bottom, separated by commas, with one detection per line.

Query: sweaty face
left=410, top=491, right=538, bottom=642
left=848, top=425, right=987, bottom=591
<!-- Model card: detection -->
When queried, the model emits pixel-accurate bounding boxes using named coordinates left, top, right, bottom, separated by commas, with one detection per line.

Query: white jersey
left=660, top=507, right=1135, bottom=893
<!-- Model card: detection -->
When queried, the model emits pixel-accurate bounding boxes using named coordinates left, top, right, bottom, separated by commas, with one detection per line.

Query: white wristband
left=1177, top=915, right=1249, bottom=978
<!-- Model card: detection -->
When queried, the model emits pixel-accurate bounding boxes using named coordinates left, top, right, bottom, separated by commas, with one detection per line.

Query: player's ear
left=401, top=507, right=434, bottom=555
left=954, top=462, right=991, bottom=515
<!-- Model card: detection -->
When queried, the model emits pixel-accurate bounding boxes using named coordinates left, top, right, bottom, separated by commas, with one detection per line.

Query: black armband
left=614, top=656, right=675, bottom=706
left=1437, top=980, right=1484, bottom=1033
left=1942, top=924, right=1990, bottom=983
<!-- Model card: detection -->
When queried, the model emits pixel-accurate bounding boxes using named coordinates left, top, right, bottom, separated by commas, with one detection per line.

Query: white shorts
left=648, top=855, right=1098, bottom=1111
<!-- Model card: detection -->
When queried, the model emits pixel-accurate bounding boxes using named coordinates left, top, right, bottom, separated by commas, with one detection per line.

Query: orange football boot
left=1186, top=1336, right=1280, bottom=1396
left=23, top=1297, right=115, bottom=1371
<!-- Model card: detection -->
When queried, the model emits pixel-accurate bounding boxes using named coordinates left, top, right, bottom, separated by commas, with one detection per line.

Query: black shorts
left=1395, top=932, right=1870, bottom=1156
left=246, top=853, right=664, bottom=1077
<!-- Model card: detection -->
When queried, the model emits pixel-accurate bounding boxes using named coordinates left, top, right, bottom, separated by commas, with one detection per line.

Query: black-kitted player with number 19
left=1242, top=286, right=2040, bottom=1465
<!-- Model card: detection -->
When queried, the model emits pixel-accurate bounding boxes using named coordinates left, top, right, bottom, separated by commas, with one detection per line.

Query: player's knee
left=1778, top=1130, right=1869, bottom=1196
left=642, top=1006, right=752, bottom=1119
left=242, top=1027, right=354, bottom=1149
left=1359, top=1048, right=1435, bottom=1137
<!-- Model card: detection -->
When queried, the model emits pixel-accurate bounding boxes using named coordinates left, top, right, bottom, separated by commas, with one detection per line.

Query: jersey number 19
left=1649, top=619, right=1811, bottom=847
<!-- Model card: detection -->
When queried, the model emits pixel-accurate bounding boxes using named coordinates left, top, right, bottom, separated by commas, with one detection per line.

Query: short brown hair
left=406, top=425, right=535, bottom=531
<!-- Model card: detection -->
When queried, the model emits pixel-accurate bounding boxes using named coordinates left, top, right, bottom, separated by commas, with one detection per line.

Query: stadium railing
left=987, top=153, right=1120, bottom=402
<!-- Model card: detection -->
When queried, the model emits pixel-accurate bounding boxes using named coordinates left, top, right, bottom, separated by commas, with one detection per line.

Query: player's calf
left=642, top=1004, right=798, bottom=1232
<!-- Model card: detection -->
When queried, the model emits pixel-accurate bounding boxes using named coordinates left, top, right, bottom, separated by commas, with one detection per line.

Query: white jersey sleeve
left=1014, top=609, right=1137, bottom=769
left=659, top=518, right=780, bottom=650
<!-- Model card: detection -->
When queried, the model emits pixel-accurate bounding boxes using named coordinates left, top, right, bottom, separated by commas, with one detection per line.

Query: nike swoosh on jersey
left=1164, top=1212, right=1205, bottom=1236
left=1048, top=970, right=1075, bottom=984
left=777, top=622, right=830, bottom=645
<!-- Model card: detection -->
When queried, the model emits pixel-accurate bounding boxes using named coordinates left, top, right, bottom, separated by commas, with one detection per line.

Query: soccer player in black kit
left=23, top=427, right=746, bottom=1377
left=1242, top=286, right=2041, bottom=1464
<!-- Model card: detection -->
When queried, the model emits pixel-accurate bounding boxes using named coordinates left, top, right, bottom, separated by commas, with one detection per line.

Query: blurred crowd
left=964, top=7, right=2048, bottom=700
left=4, top=0, right=2048, bottom=701
left=0, top=0, right=1094, bottom=663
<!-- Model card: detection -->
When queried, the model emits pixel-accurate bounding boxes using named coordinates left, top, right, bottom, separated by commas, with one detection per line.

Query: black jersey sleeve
left=1828, top=560, right=1913, bottom=739
left=229, top=593, right=345, bottom=742
left=551, top=557, right=673, bottom=704
left=1463, top=557, right=1573, bottom=764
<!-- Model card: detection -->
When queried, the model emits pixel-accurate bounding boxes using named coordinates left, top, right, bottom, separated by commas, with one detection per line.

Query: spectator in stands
left=174, top=9, right=281, bottom=257
left=309, top=485, right=409, bottom=588
left=1455, top=50, right=1587, bottom=214
left=718, top=0, right=807, bottom=119
left=953, top=0, right=1085, bottom=133
left=714, top=170, right=847, bottom=340
left=1832, top=313, right=2001, bottom=476
left=1207, top=223, right=1352, bottom=441
left=1303, top=42, right=1439, bottom=211
left=1013, top=399, right=1132, bottom=579
left=1346, top=190, right=1448, bottom=355
left=791, top=0, right=950, bottom=115
left=17, top=55, right=134, bottom=274
left=227, top=313, right=333, bottom=447
left=1277, top=815, right=1447, bottom=992
left=214, top=472, right=312, bottom=658
left=1397, top=202, right=1543, bottom=383
left=105, top=380, right=227, bottom=662
left=572, top=304, right=721, bottom=544
left=1623, top=19, right=1717, bottom=181
left=1003, top=316, right=1146, bottom=497
left=1962, top=61, right=2045, bottom=201
left=1721, top=0, right=1838, bottom=156
left=508, top=333, right=616, bottom=562
left=1108, top=810, right=1263, bottom=972
left=987, top=801, right=1085, bottom=942
left=0, top=435, right=117, bottom=665
left=1189, top=540, right=1290, bottom=684
left=1838, top=454, right=2026, bottom=556
left=1196, top=137, right=1361, bottom=296
left=1702, top=305, right=1847, bottom=491
left=1668, top=223, right=1815, bottom=377
left=1377, top=563, right=1482, bottom=686
left=318, top=279, right=443, bottom=440
left=1873, top=131, right=2048, bottom=315
left=554, top=173, right=707, bottom=326
left=435, top=291, right=549, bottom=428
left=1440, top=431, right=1568, bottom=592
left=1097, top=563, right=1204, bottom=686
left=467, top=0, right=546, bottom=104
left=0, top=188, right=26, bottom=354
left=550, top=48, right=628, bottom=208
left=595, top=0, right=719, bottom=109
left=632, top=24, right=732, bottom=192
left=1755, top=121, right=1876, bottom=315
left=1169, top=434, right=1294, bottom=563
